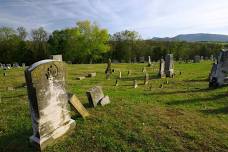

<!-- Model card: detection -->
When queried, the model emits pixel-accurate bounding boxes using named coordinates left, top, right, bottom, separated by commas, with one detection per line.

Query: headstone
left=210, top=55, right=214, bottom=61
left=209, top=49, right=228, bottom=87
left=105, top=58, right=112, bottom=80
left=194, top=55, right=200, bottom=63
left=159, top=59, right=165, bottom=78
left=127, top=70, right=131, bottom=76
left=0, top=63, right=3, bottom=68
left=68, top=94, right=89, bottom=118
left=119, top=71, right=122, bottom=79
left=142, top=67, right=146, bottom=73
left=112, top=59, right=119, bottom=63
left=133, top=57, right=137, bottom=63
left=6, top=64, right=11, bottom=69
left=200, top=56, right=204, bottom=61
left=87, top=72, right=96, bottom=77
left=22, top=63, right=26, bottom=68
left=139, top=56, right=145, bottom=63
left=50, top=54, right=63, bottom=61
left=148, top=56, right=152, bottom=67
left=100, top=96, right=111, bottom=106
left=144, top=73, right=149, bottom=85
left=24, top=59, right=75, bottom=150
left=133, top=80, right=138, bottom=88
left=86, top=86, right=104, bottom=107
left=115, top=79, right=119, bottom=86
left=165, top=54, right=174, bottom=78
left=76, top=76, right=86, bottom=80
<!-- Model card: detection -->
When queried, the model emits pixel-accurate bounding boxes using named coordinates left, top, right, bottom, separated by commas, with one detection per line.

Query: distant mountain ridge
left=152, top=33, right=228, bottom=42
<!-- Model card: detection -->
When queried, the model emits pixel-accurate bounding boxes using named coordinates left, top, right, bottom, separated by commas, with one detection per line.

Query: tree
left=31, top=27, right=49, bottom=60
left=17, top=27, right=27, bottom=40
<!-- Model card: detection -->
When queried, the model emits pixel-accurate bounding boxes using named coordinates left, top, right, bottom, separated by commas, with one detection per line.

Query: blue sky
left=1, top=0, right=228, bottom=38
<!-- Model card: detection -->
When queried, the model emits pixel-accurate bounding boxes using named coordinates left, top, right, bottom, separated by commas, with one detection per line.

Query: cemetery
left=0, top=58, right=228, bottom=152
left=1, top=1, right=228, bottom=151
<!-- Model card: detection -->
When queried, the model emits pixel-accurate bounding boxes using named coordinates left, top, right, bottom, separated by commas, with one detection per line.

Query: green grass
left=0, top=61, right=228, bottom=152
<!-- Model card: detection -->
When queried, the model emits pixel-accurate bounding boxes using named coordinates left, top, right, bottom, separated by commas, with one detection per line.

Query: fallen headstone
left=87, top=72, right=96, bottom=77
left=68, top=94, right=89, bottom=118
left=100, top=96, right=111, bottom=106
left=76, top=76, right=86, bottom=80
left=86, top=86, right=104, bottom=107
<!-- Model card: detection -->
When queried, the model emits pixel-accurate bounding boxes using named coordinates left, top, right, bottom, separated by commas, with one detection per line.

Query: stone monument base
left=29, top=119, right=75, bottom=150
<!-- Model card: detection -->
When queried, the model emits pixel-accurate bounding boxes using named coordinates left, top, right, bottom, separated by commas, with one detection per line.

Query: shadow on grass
left=166, top=93, right=227, bottom=106
left=201, top=106, right=228, bottom=115
left=0, top=128, right=35, bottom=152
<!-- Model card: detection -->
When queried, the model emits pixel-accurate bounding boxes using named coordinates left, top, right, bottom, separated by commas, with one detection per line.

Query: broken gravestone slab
left=86, top=86, right=104, bottom=107
left=25, top=59, right=75, bottom=150
left=68, top=94, right=89, bottom=118
left=100, top=96, right=111, bottom=106
left=50, top=54, right=63, bottom=61
left=86, top=86, right=111, bottom=107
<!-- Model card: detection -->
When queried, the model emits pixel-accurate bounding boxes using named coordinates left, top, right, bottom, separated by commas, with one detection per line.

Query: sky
left=1, top=0, right=228, bottom=39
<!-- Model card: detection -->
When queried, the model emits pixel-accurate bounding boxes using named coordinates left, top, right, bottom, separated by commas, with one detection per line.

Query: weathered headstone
left=209, top=49, right=228, bottom=87
left=200, top=56, right=204, bottom=61
left=165, top=54, right=174, bottom=78
left=148, top=56, right=152, bottom=67
left=22, top=63, right=26, bottom=68
left=86, top=86, right=104, bottom=107
left=144, top=73, right=149, bottom=85
left=24, top=60, right=75, bottom=150
left=115, top=79, right=119, bottom=86
left=119, top=71, right=122, bottom=79
left=139, top=56, right=145, bottom=63
left=100, top=96, right=111, bottom=106
left=127, top=70, right=131, bottom=76
left=194, top=55, right=201, bottom=63
left=142, top=67, right=146, bottom=73
left=159, top=59, right=165, bottom=78
left=68, top=94, right=89, bottom=118
left=105, top=58, right=112, bottom=80
left=50, top=54, right=63, bottom=61
left=133, top=80, right=138, bottom=88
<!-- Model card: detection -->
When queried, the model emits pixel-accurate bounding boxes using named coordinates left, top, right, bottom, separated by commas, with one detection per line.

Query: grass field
left=0, top=61, right=228, bottom=152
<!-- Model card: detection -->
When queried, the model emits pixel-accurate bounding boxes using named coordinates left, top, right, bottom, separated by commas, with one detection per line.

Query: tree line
left=0, top=20, right=225, bottom=65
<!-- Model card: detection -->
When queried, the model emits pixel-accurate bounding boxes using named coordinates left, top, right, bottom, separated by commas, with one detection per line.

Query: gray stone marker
left=148, top=56, right=152, bottom=67
left=200, top=56, right=204, bottom=61
left=22, top=63, right=26, bottom=68
left=139, top=56, right=145, bottom=63
left=119, top=71, right=122, bottom=79
left=100, top=96, right=111, bottom=106
left=144, top=73, right=149, bottom=85
left=159, top=59, right=165, bottom=78
left=86, top=86, right=104, bottom=107
left=209, top=49, right=228, bottom=87
left=194, top=55, right=201, bottom=63
left=87, top=72, right=96, bottom=77
left=25, top=59, right=75, bottom=150
left=50, top=54, right=63, bottom=61
left=133, top=80, right=138, bottom=88
left=105, top=58, right=112, bottom=80
left=86, top=86, right=110, bottom=107
left=165, top=54, right=174, bottom=78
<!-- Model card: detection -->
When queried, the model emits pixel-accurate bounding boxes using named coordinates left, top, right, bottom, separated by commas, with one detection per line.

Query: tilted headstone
left=209, top=49, right=228, bottom=87
left=50, top=54, right=63, bottom=61
left=24, top=60, right=75, bottom=150
left=194, top=55, right=201, bottom=63
left=100, top=96, right=111, bottom=106
left=148, top=56, right=152, bottom=67
left=105, top=58, right=112, bottom=80
left=86, top=86, right=104, bottom=107
left=159, top=59, right=165, bottom=78
left=165, top=54, right=174, bottom=77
